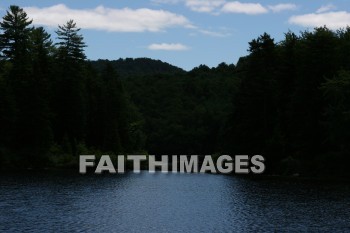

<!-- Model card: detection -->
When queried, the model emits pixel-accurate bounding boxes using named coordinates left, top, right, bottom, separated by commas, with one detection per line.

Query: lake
left=0, top=171, right=350, bottom=232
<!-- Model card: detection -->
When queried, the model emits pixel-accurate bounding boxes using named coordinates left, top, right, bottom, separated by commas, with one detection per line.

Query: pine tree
left=53, top=20, right=87, bottom=156
left=55, top=19, right=86, bottom=62
left=0, top=6, right=53, bottom=163
left=0, top=5, right=32, bottom=61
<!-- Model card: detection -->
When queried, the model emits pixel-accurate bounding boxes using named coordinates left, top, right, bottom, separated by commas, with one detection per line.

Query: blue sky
left=1, top=0, right=350, bottom=70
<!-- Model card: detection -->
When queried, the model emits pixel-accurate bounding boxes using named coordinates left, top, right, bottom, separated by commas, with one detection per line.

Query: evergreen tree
left=224, top=33, right=278, bottom=155
left=55, top=19, right=86, bottom=62
left=0, top=5, right=32, bottom=61
left=53, top=20, right=87, bottom=156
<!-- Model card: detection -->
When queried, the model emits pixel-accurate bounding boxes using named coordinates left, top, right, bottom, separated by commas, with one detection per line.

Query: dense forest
left=0, top=6, right=349, bottom=177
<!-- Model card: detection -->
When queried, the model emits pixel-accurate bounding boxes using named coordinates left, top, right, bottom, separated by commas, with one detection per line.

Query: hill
left=89, top=58, right=185, bottom=77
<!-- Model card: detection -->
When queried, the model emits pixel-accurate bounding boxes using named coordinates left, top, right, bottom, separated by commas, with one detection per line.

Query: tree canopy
left=0, top=5, right=350, bottom=178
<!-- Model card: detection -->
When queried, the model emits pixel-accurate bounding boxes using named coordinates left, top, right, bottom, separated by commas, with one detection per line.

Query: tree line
left=0, top=6, right=144, bottom=169
left=122, top=28, right=350, bottom=177
left=222, top=29, right=350, bottom=176
left=1, top=5, right=349, bottom=177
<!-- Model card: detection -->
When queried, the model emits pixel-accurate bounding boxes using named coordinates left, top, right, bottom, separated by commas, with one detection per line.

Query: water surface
left=1, top=172, right=349, bottom=232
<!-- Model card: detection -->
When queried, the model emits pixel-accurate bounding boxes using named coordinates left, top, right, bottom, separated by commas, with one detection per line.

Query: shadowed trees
left=0, top=6, right=52, bottom=163
left=0, top=5, right=350, bottom=176
left=52, top=19, right=87, bottom=156
left=0, top=6, right=143, bottom=168
left=222, top=28, right=350, bottom=176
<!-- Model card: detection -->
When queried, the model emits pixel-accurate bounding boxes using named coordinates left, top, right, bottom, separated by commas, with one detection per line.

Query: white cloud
left=316, top=4, right=337, bottom=14
left=152, top=0, right=225, bottom=12
left=289, top=11, right=350, bottom=29
left=24, top=4, right=192, bottom=32
left=268, top=3, right=297, bottom=13
left=151, top=0, right=182, bottom=5
left=152, top=1, right=297, bottom=15
left=148, top=43, right=189, bottom=51
left=198, top=29, right=231, bottom=37
left=221, top=1, right=268, bottom=15
left=185, top=0, right=225, bottom=13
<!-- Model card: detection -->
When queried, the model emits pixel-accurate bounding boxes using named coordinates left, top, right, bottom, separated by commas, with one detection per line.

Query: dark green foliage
left=0, top=70, right=15, bottom=150
left=1, top=5, right=350, bottom=177
left=85, top=63, right=145, bottom=153
left=321, top=71, right=350, bottom=153
left=52, top=20, right=87, bottom=156
left=124, top=64, right=238, bottom=155
left=0, top=6, right=52, bottom=165
left=0, top=5, right=32, bottom=61
left=0, top=6, right=143, bottom=169
left=222, top=27, right=350, bottom=177
left=224, top=33, right=278, bottom=155
left=55, top=19, right=86, bottom=61
left=90, top=58, right=185, bottom=78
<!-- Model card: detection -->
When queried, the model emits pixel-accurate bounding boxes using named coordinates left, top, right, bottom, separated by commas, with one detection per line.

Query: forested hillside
left=123, top=63, right=237, bottom=155
left=1, top=5, right=349, bottom=177
left=90, top=58, right=185, bottom=78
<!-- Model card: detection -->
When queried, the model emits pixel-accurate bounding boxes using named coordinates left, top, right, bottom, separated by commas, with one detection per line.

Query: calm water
left=0, top=172, right=350, bottom=232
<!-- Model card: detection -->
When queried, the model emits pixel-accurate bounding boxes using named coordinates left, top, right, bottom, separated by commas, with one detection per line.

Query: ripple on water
left=0, top=172, right=350, bottom=232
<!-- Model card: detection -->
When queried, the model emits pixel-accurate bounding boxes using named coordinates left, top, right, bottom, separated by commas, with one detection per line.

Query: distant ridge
left=89, top=58, right=186, bottom=77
